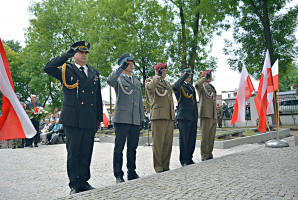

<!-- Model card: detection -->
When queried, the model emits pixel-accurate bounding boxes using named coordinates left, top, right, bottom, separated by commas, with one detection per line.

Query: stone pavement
left=0, top=137, right=297, bottom=200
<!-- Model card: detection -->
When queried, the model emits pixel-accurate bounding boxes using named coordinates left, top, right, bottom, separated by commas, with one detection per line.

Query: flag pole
left=277, top=89, right=280, bottom=131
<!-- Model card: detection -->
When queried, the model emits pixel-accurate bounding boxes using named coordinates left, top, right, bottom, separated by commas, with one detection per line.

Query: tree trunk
left=262, top=0, right=277, bottom=125
left=179, top=4, right=187, bottom=69
left=189, top=0, right=200, bottom=84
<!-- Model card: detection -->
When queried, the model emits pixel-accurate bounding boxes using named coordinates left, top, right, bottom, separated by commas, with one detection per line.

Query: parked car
left=279, top=99, right=298, bottom=113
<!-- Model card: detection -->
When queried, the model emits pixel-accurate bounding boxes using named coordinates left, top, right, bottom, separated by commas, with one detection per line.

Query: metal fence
left=277, top=94, right=298, bottom=114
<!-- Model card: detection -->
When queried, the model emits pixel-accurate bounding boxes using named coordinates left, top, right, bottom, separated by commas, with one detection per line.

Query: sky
left=0, top=0, right=297, bottom=102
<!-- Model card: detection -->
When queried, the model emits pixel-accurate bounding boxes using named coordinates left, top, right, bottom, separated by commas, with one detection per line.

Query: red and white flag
left=254, top=50, right=274, bottom=132
left=231, top=62, right=254, bottom=125
left=0, top=39, right=36, bottom=141
left=266, top=59, right=279, bottom=115
left=102, top=104, right=109, bottom=128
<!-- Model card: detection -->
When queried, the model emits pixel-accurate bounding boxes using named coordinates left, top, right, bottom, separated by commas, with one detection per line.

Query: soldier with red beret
left=145, top=63, right=175, bottom=173
left=195, top=70, right=217, bottom=161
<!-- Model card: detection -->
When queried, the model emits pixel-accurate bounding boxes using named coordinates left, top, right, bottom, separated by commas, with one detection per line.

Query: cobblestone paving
left=0, top=137, right=297, bottom=200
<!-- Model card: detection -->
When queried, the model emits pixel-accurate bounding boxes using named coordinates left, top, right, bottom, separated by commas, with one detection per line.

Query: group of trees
left=1, top=0, right=297, bottom=113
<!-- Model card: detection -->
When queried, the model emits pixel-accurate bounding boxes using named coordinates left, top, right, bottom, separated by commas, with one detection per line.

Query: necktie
left=129, top=76, right=132, bottom=81
left=80, top=67, right=87, bottom=78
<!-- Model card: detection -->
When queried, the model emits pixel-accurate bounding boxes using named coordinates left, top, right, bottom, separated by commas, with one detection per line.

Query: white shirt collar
left=75, top=63, right=88, bottom=76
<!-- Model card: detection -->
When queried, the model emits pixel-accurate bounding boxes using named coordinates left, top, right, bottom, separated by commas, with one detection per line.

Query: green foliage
left=224, top=0, right=298, bottom=80
left=3, top=39, right=22, bottom=53
left=279, top=62, right=298, bottom=92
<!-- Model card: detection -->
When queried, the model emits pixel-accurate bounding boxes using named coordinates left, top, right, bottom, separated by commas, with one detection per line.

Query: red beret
left=201, top=70, right=211, bottom=77
left=154, top=63, right=167, bottom=70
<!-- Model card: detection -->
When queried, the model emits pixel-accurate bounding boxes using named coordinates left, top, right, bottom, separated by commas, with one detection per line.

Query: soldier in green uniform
left=217, top=104, right=223, bottom=128
left=145, top=63, right=175, bottom=173
left=195, top=70, right=217, bottom=161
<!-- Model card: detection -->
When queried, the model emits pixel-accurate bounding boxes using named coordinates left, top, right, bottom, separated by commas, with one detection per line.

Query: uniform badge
left=85, top=41, right=88, bottom=47
left=94, top=75, right=98, bottom=81
left=125, top=87, right=128, bottom=90
left=71, top=76, right=73, bottom=81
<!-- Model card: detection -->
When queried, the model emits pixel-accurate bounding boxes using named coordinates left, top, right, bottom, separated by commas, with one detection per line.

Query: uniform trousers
left=151, top=119, right=173, bottom=172
left=25, top=119, right=40, bottom=145
left=113, top=123, right=140, bottom=178
left=217, top=117, right=222, bottom=127
left=200, top=118, right=217, bottom=160
left=178, top=120, right=197, bottom=165
left=65, top=125, right=96, bottom=189
left=12, top=139, right=22, bottom=147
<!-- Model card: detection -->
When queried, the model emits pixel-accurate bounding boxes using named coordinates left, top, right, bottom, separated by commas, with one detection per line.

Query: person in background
left=40, top=119, right=51, bottom=144
left=222, top=102, right=229, bottom=118
left=12, top=92, right=26, bottom=149
left=25, top=95, right=42, bottom=148
left=217, top=104, right=223, bottom=128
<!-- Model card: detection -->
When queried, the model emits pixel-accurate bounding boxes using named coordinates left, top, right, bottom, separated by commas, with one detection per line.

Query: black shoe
left=127, top=172, right=140, bottom=180
left=12, top=146, right=16, bottom=149
left=189, top=160, right=195, bottom=165
left=17, top=146, right=24, bottom=148
left=79, top=183, right=95, bottom=192
left=181, top=163, right=188, bottom=167
left=70, top=187, right=79, bottom=195
left=46, top=142, right=51, bottom=145
left=34, top=144, right=38, bottom=147
left=29, top=145, right=33, bottom=148
left=116, top=177, right=125, bottom=183
left=208, top=156, right=213, bottom=160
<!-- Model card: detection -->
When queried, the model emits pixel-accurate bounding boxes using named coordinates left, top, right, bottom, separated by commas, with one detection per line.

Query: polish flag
left=254, top=50, right=274, bottom=132
left=102, top=104, right=109, bottom=128
left=0, top=39, right=36, bottom=141
left=231, top=62, right=254, bottom=125
left=265, top=59, right=279, bottom=115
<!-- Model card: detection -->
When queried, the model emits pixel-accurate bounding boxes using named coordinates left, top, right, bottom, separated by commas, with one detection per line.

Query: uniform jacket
left=145, top=75, right=175, bottom=121
left=44, top=53, right=103, bottom=129
left=195, top=77, right=217, bottom=119
left=107, top=67, right=144, bottom=125
left=217, top=107, right=223, bottom=118
left=173, top=78, right=198, bottom=122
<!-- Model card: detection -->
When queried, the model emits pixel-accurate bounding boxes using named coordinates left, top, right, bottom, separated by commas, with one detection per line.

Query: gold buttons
left=92, top=91, right=94, bottom=94
left=81, top=102, right=84, bottom=104
left=94, top=82, right=96, bottom=84
left=91, top=104, right=93, bottom=106
left=82, top=90, right=84, bottom=93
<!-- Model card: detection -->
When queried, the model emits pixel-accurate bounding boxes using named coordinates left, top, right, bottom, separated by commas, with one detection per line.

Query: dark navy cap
left=16, top=92, right=21, bottom=97
left=71, top=41, right=90, bottom=53
left=118, top=53, right=135, bottom=65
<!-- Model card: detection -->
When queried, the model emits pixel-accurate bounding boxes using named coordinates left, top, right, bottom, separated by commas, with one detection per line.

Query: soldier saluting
left=107, top=53, right=145, bottom=184
left=195, top=70, right=217, bottom=161
left=173, top=67, right=198, bottom=167
left=145, top=63, right=175, bottom=173
left=44, top=41, right=103, bottom=194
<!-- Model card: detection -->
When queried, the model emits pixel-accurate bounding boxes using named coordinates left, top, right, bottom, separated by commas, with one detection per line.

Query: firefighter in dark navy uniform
left=107, top=53, right=145, bottom=184
left=44, top=41, right=103, bottom=195
left=173, top=67, right=198, bottom=166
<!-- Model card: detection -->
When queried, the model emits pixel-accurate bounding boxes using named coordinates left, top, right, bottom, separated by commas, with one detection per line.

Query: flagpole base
left=265, top=140, right=289, bottom=148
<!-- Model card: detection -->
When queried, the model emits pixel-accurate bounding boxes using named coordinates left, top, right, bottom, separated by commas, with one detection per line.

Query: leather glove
left=65, top=47, right=80, bottom=58
left=157, top=67, right=163, bottom=76
left=205, top=71, right=211, bottom=80
left=182, top=72, right=189, bottom=81
left=120, top=60, right=130, bottom=70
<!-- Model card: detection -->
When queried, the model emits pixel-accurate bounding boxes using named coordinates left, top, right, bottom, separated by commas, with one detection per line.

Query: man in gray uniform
left=107, top=53, right=145, bottom=184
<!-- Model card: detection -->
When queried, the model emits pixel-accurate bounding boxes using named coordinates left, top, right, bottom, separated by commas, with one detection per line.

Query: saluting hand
left=182, top=72, right=189, bottom=80
left=120, top=60, right=130, bottom=70
left=65, top=47, right=80, bottom=58
left=157, top=67, right=163, bottom=76
left=205, top=71, right=211, bottom=80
